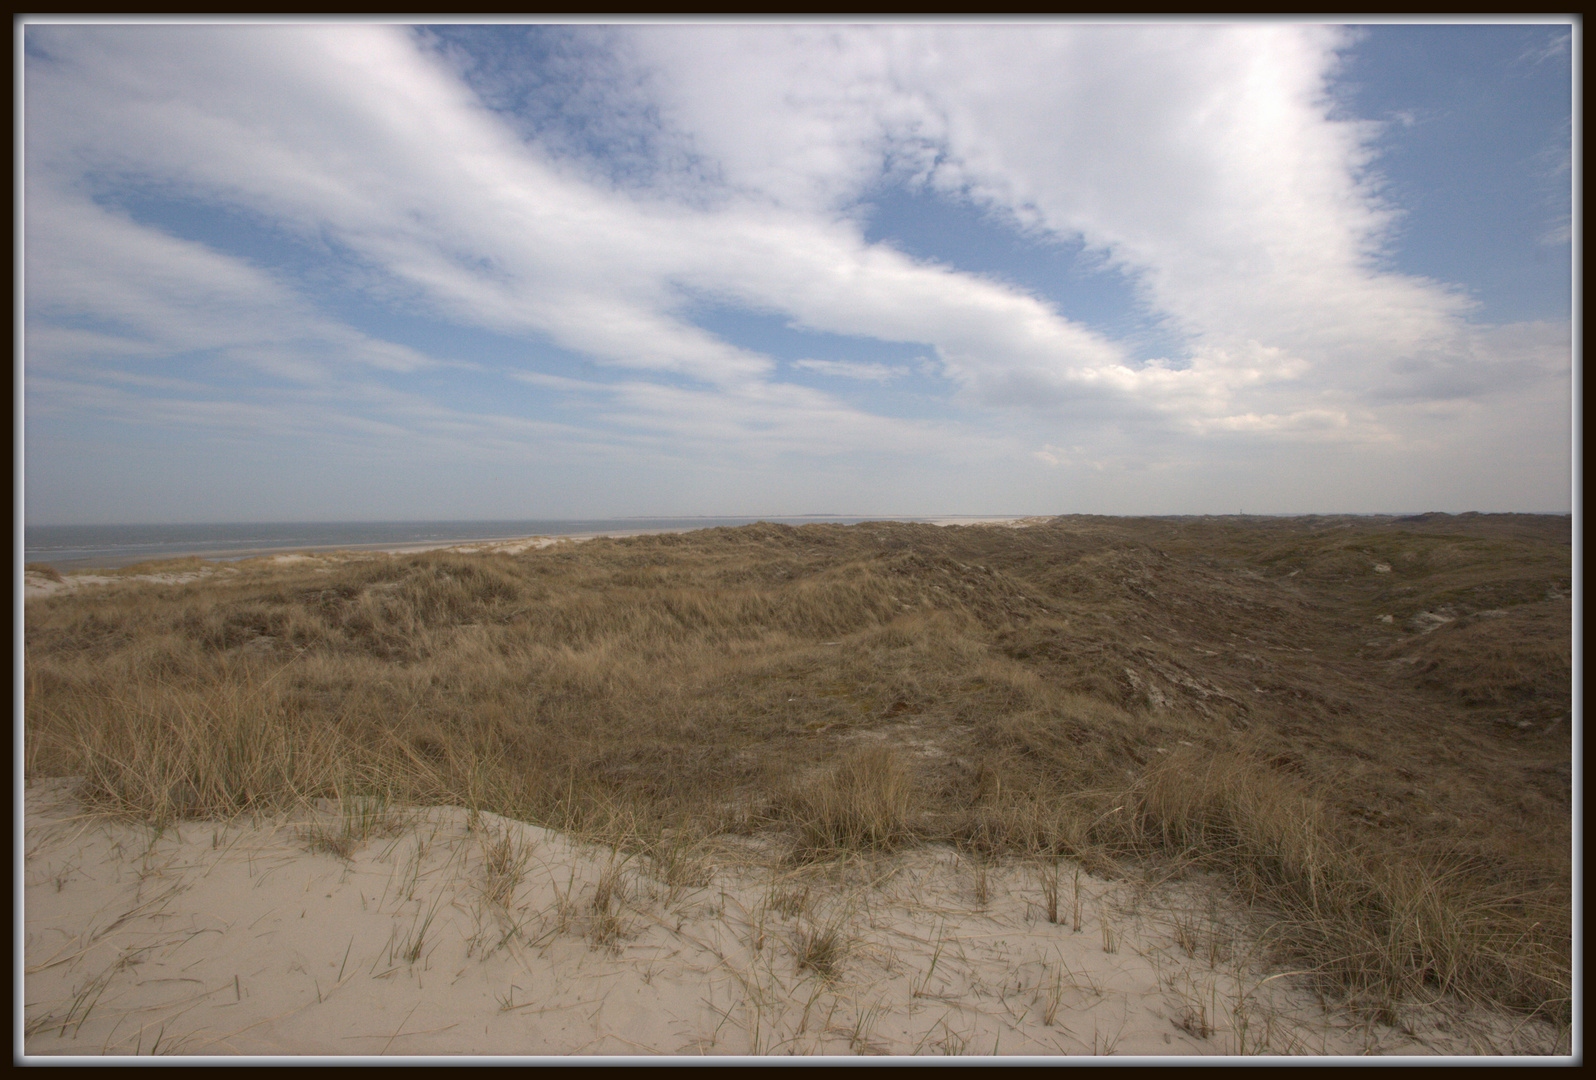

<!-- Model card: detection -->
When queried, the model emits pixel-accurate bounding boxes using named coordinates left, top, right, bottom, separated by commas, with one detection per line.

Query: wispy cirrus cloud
left=25, top=184, right=435, bottom=380
left=792, top=358, right=910, bottom=382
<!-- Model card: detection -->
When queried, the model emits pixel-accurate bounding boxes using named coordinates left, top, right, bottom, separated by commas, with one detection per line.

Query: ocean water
left=22, top=517, right=892, bottom=570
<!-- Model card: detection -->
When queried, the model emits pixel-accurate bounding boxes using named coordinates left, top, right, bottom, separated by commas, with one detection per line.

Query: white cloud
left=1512, top=29, right=1570, bottom=69
left=792, top=358, right=909, bottom=382
left=626, top=24, right=1536, bottom=411
left=507, top=367, right=988, bottom=461
left=21, top=22, right=1572, bottom=519
left=26, top=25, right=1137, bottom=404
left=24, top=184, right=435, bottom=380
left=1192, top=409, right=1351, bottom=436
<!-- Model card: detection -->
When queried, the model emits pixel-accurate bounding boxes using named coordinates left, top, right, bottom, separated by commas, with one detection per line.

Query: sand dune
left=22, top=517, right=1572, bottom=1059
left=22, top=779, right=1556, bottom=1059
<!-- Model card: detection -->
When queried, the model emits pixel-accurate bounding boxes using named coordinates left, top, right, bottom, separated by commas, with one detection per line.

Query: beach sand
left=22, top=517, right=1044, bottom=580
left=22, top=778, right=1559, bottom=1059
left=25, top=520, right=1036, bottom=600
left=22, top=541, right=578, bottom=601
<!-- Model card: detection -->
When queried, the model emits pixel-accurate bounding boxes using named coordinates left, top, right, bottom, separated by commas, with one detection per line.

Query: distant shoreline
left=24, top=512, right=1567, bottom=573
left=24, top=516, right=1039, bottom=572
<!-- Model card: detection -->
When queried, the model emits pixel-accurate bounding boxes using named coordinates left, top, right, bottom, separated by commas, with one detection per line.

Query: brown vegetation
left=22, top=514, right=1572, bottom=1025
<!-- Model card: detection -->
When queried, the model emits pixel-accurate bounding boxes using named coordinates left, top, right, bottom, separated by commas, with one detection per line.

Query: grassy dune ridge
left=23, top=515, right=1573, bottom=1025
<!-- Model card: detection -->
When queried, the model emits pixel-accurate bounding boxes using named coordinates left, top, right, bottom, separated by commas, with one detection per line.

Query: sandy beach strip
left=26, top=533, right=603, bottom=575
left=24, top=533, right=631, bottom=596
left=23, top=518, right=1045, bottom=598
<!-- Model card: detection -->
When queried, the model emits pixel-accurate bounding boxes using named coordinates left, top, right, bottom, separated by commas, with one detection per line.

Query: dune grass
left=22, top=514, right=1572, bottom=1025
left=781, top=744, right=920, bottom=858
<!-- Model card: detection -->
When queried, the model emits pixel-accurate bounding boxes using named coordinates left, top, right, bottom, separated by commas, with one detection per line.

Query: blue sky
left=21, top=19, right=1575, bottom=524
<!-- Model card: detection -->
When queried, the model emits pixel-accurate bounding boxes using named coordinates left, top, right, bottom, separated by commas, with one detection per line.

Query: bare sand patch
left=22, top=780, right=1559, bottom=1059
left=436, top=537, right=576, bottom=557
left=25, top=570, right=221, bottom=601
left=922, top=516, right=1050, bottom=528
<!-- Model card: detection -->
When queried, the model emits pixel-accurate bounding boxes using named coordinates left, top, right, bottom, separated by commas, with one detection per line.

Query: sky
left=19, top=19, right=1577, bottom=524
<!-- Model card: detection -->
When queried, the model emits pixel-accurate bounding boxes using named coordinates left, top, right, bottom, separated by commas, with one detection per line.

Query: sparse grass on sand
left=23, top=514, right=1573, bottom=1033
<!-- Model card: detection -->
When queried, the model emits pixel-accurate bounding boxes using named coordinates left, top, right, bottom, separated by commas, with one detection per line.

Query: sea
left=21, top=518, right=905, bottom=571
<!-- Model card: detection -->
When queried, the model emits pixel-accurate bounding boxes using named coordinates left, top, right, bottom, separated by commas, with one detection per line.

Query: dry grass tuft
left=1120, top=749, right=1569, bottom=1019
left=33, top=670, right=349, bottom=828
left=780, top=744, right=919, bottom=857
left=479, top=825, right=536, bottom=910
left=589, top=857, right=629, bottom=948
left=1039, top=859, right=1062, bottom=925
left=299, top=789, right=406, bottom=861
left=793, top=910, right=852, bottom=982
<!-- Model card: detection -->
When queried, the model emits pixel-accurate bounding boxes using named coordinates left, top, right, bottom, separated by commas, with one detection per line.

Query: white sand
left=21, top=536, right=593, bottom=600
left=24, top=568, right=233, bottom=601
left=22, top=779, right=1563, bottom=1059
left=922, top=516, right=1050, bottom=528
